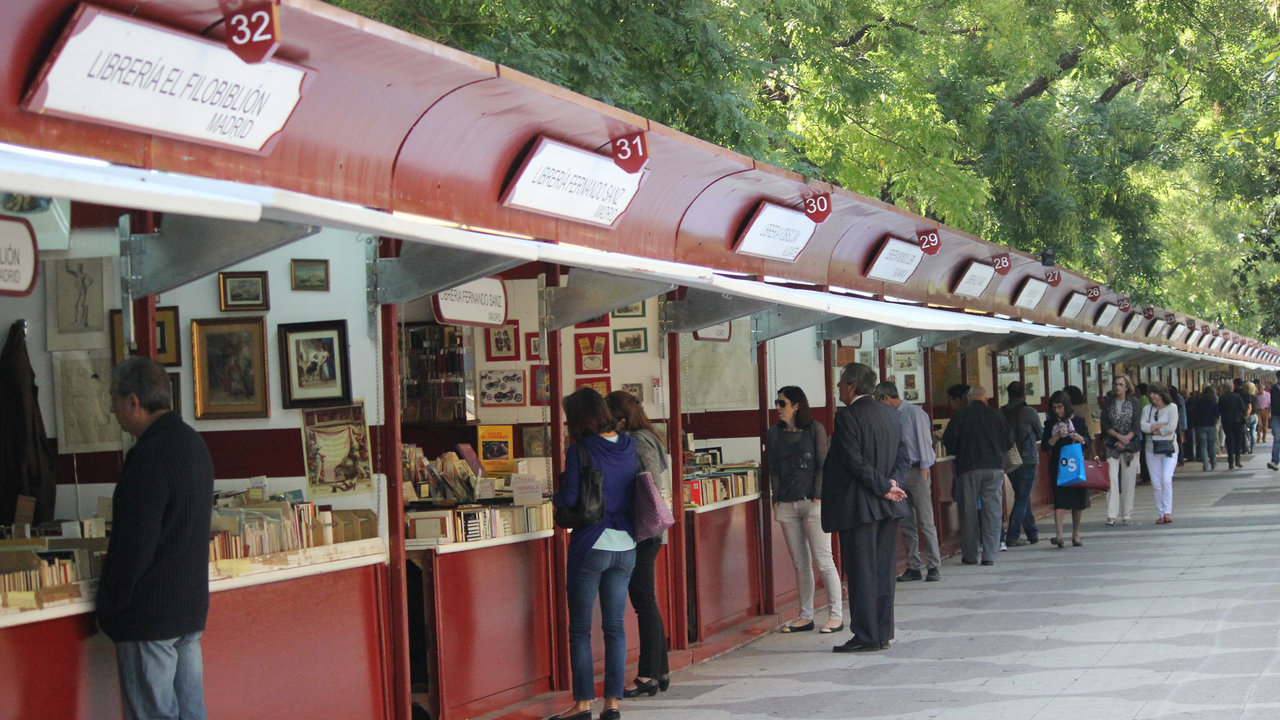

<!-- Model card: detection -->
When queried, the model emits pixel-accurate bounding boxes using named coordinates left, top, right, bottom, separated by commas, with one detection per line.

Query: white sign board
left=1012, top=277, right=1049, bottom=310
left=951, top=260, right=995, bottom=298
left=0, top=217, right=38, bottom=297
left=1186, top=329, right=1202, bottom=346
left=1211, top=336, right=1226, bottom=351
left=502, top=136, right=643, bottom=227
left=22, top=5, right=308, bottom=154
left=865, top=237, right=924, bottom=284
left=1123, top=313, right=1144, bottom=335
left=432, top=277, right=507, bottom=327
left=1200, top=334, right=1215, bottom=349
left=1060, top=292, right=1087, bottom=320
left=1146, top=318, right=1166, bottom=338
left=1095, top=303, right=1119, bottom=328
left=732, top=202, right=817, bottom=262
left=1169, top=324, right=1189, bottom=343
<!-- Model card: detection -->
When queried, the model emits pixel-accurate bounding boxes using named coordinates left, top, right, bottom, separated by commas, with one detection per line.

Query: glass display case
left=401, top=322, right=476, bottom=424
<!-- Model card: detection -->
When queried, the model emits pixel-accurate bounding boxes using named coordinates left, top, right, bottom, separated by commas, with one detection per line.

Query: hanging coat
left=0, top=320, right=58, bottom=524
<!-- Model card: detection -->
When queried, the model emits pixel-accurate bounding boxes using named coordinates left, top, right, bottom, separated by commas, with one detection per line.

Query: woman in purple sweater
left=549, top=388, right=638, bottom=720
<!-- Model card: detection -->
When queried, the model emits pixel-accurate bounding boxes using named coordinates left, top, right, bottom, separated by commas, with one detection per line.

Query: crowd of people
left=546, top=368, right=1280, bottom=719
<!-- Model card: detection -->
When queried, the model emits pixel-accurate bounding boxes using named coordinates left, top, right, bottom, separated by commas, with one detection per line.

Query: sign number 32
left=222, top=2, right=282, bottom=64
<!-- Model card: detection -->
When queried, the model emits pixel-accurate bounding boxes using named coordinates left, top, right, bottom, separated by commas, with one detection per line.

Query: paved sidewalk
left=618, top=451, right=1280, bottom=720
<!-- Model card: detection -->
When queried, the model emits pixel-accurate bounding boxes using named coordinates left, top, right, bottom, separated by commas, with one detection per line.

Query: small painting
left=612, top=301, right=645, bottom=318
left=218, top=271, right=270, bottom=311
left=45, top=257, right=111, bottom=352
left=530, top=365, right=552, bottom=406
left=525, top=332, right=542, bottom=362
left=191, top=317, right=269, bottom=419
left=574, top=332, right=609, bottom=374
left=575, top=376, right=610, bottom=396
left=522, top=425, right=551, bottom=457
left=622, top=382, right=643, bottom=401
left=302, top=403, right=374, bottom=496
left=613, top=328, right=648, bottom=354
left=291, top=259, right=330, bottom=291
left=278, top=320, right=352, bottom=409
left=485, top=320, right=521, bottom=362
left=110, top=306, right=181, bottom=367
left=480, top=369, right=526, bottom=406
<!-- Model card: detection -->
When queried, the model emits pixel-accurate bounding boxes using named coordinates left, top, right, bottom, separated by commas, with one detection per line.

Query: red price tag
left=1143, top=306, right=1155, bottom=320
left=1044, top=269, right=1061, bottom=287
left=611, top=132, right=648, bottom=174
left=1118, top=298, right=1131, bottom=311
left=917, top=229, right=941, bottom=255
left=801, top=193, right=832, bottom=223
left=991, top=253, right=1012, bottom=275
left=223, top=1, right=281, bottom=64
left=1085, top=286, right=1100, bottom=302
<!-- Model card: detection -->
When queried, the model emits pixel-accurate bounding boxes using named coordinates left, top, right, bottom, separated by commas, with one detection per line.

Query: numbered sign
left=916, top=229, right=941, bottom=255
left=610, top=132, right=648, bottom=174
left=1201, top=324, right=1211, bottom=334
left=991, top=253, right=1012, bottom=275
left=1142, top=306, right=1155, bottom=320
left=1165, top=313, right=1176, bottom=324
left=1118, top=297, right=1131, bottom=312
left=1044, top=268, right=1061, bottom=287
left=222, top=1, right=281, bottom=64
left=1085, top=286, right=1101, bottom=302
left=802, top=193, right=832, bottom=223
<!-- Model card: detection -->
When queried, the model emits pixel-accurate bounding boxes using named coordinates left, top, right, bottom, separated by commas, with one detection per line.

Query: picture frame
left=613, top=328, right=648, bottom=354
left=574, top=331, right=609, bottom=374
left=218, top=271, right=270, bottom=311
left=575, top=376, right=610, bottom=396
left=45, top=257, right=111, bottom=352
left=485, top=320, right=521, bottom=362
left=525, top=331, right=542, bottom=362
left=612, top=301, right=645, bottom=318
left=302, top=403, right=374, bottom=496
left=621, top=382, right=643, bottom=401
left=52, top=349, right=122, bottom=454
left=278, top=320, right=352, bottom=409
left=110, top=306, right=181, bottom=367
left=522, top=425, right=551, bottom=457
left=290, top=258, right=330, bottom=291
left=168, top=372, right=182, bottom=419
left=480, top=369, right=526, bottom=406
left=530, top=365, right=552, bottom=406
left=191, top=317, right=269, bottom=419
left=575, top=314, right=609, bottom=328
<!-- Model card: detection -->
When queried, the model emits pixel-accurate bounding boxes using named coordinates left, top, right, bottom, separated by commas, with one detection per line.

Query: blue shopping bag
left=1056, top=443, right=1086, bottom=486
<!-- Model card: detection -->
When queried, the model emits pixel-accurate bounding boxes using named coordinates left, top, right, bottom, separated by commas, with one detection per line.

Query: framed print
left=302, top=403, right=374, bottom=496
left=291, top=258, right=330, bottom=291
left=530, top=365, right=552, bottom=406
left=191, top=316, right=269, bottom=419
left=45, top=257, right=111, bottom=351
left=168, top=372, right=182, bottom=419
left=622, top=382, right=643, bottom=401
left=522, top=425, right=551, bottom=456
left=575, top=314, right=609, bottom=328
left=574, top=332, right=609, bottom=374
left=110, top=306, right=181, bottom=367
left=613, top=328, right=648, bottom=354
left=575, top=376, right=610, bottom=396
left=52, top=349, right=122, bottom=454
left=612, top=302, right=645, bottom=318
left=525, top=332, right=543, bottom=362
left=218, top=271, right=270, bottom=311
left=480, top=369, right=525, bottom=406
left=278, top=320, right=352, bottom=409
left=485, top=320, right=521, bottom=362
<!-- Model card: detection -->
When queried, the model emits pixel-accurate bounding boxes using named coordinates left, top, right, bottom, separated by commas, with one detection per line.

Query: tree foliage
left=334, top=0, right=1280, bottom=338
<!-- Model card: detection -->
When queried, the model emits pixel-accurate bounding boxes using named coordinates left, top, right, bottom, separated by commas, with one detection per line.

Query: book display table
left=683, top=494, right=763, bottom=642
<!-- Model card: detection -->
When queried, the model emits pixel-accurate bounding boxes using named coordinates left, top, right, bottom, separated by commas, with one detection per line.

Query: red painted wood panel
left=0, top=613, right=100, bottom=720
left=685, top=499, right=763, bottom=642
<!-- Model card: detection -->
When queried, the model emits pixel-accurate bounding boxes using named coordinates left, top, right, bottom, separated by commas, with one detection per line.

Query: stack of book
left=682, top=464, right=759, bottom=507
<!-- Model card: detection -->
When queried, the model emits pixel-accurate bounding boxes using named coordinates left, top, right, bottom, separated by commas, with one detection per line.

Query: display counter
left=684, top=494, right=763, bottom=642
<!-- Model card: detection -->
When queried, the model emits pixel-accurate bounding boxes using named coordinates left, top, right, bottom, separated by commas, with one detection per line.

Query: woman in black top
left=765, top=386, right=840, bottom=633
left=1042, top=390, right=1090, bottom=548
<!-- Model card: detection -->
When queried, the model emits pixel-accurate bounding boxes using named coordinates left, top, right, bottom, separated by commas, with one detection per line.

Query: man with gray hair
left=823, top=363, right=910, bottom=652
left=942, top=385, right=1014, bottom=566
left=99, top=356, right=214, bottom=719
left=874, top=381, right=940, bottom=582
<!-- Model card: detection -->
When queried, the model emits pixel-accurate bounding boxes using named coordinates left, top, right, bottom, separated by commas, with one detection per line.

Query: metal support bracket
left=661, top=287, right=775, bottom=335
left=120, top=213, right=318, bottom=297
left=815, top=317, right=879, bottom=344
left=749, top=306, right=837, bottom=346
left=541, top=268, right=675, bottom=332
left=369, top=241, right=523, bottom=306
left=874, top=326, right=927, bottom=350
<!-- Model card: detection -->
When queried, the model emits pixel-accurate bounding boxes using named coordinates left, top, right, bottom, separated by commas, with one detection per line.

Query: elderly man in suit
left=823, top=362, right=910, bottom=653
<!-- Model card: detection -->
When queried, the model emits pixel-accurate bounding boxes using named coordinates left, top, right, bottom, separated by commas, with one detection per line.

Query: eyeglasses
left=774, top=399, right=787, bottom=408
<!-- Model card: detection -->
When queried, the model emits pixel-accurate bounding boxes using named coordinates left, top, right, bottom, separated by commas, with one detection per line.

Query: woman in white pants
left=1101, top=374, right=1142, bottom=526
left=766, top=386, right=842, bottom=634
left=1141, top=383, right=1180, bottom=524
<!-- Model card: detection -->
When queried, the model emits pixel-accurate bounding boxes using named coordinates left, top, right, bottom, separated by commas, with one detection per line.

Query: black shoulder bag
left=554, top=444, right=604, bottom=529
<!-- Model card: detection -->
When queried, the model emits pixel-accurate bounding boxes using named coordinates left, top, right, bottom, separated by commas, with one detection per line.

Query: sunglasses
left=774, top=399, right=788, bottom=408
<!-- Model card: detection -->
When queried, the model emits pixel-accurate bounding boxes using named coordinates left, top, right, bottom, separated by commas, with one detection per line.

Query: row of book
left=0, top=538, right=107, bottom=600
left=682, top=465, right=760, bottom=507
left=406, top=502, right=553, bottom=545
left=209, top=503, right=378, bottom=562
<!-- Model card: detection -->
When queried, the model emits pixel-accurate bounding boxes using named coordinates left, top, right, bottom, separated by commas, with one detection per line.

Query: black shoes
left=961, top=558, right=978, bottom=565
left=925, top=568, right=941, bottom=582
left=896, top=568, right=923, bottom=582
left=832, top=637, right=883, bottom=653
left=657, top=674, right=670, bottom=692
left=547, top=710, right=591, bottom=720
left=779, top=620, right=814, bottom=633
left=980, top=560, right=994, bottom=566
left=623, top=678, right=659, bottom=698
left=600, top=710, right=622, bottom=720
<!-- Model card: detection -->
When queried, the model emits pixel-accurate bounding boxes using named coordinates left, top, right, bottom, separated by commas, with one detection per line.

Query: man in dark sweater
left=942, top=386, right=1014, bottom=566
left=99, top=357, right=214, bottom=720
left=1219, top=379, right=1248, bottom=470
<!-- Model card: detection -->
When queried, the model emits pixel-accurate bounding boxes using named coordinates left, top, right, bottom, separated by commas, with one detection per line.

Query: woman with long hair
left=1042, top=390, right=1090, bottom=548
left=1142, top=383, right=1180, bottom=525
left=605, top=391, right=671, bottom=698
left=764, top=386, right=841, bottom=633
left=1100, top=374, right=1141, bottom=526
left=549, top=388, right=639, bottom=720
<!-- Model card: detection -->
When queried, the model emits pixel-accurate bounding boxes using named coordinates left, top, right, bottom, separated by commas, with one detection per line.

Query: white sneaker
left=999, top=541, right=1008, bottom=552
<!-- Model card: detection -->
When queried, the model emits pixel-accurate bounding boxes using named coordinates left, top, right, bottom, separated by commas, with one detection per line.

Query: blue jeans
left=1195, top=426, right=1217, bottom=470
left=568, top=548, right=636, bottom=701
left=115, top=631, right=207, bottom=720
left=1005, top=464, right=1039, bottom=544
left=1246, top=416, right=1258, bottom=452
left=1273, top=416, right=1280, bottom=464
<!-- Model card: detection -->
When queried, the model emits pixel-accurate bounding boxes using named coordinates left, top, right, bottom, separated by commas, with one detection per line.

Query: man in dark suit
left=822, top=362, right=910, bottom=653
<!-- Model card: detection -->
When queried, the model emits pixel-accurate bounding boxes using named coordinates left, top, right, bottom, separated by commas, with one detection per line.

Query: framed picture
left=575, top=314, right=609, bottom=328
left=110, top=306, right=181, bottom=367
left=302, top=403, right=374, bottom=496
left=525, top=332, right=542, bottom=362
left=612, top=301, right=645, bottom=318
left=522, top=426, right=551, bottom=457
left=52, top=349, right=121, bottom=454
left=480, top=369, right=525, bottom=406
left=291, top=258, right=330, bottom=291
left=191, top=317, right=269, bottom=419
left=530, top=365, right=552, bottom=406
left=168, top=372, right=182, bottom=419
left=278, top=320, right=352, bottom=409
left=485, top=320, right=521, bottom=362
left=45, top=257, right=111, bottom=352
left=574, top=332, right=609, bottom=374
left=621, top=382, right=643, bottom=401
left=218, top=271, right=270, bottom=311
left=613, top=328, right=648, bottom=354
left=575, top=376, right=610, bottom=396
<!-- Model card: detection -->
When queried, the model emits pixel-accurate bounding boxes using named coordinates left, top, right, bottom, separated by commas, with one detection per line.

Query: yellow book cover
left=477, top=425, right=515, bottom=474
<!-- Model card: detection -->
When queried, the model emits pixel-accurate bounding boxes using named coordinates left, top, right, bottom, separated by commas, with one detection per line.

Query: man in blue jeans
left=1001, top=382, right=1043, bottom=546
left=1269, top=370, right=1280, bottom=471
left=99, top=357, right=214, bottom=719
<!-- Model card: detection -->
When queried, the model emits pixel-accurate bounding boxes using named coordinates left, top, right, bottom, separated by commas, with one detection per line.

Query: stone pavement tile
left=931, top=698, right=1053, bottom=720
left=1028, top=695, right=1145, bottom=720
